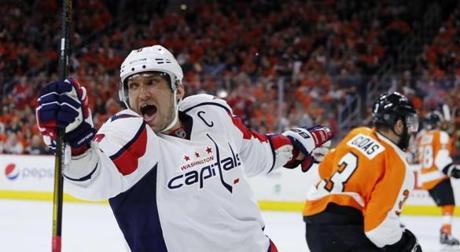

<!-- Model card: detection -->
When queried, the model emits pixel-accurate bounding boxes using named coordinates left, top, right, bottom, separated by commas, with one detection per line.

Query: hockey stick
left=442, top=104, right=451, bottom=122
left=52, top=1, right=72, bottom=252
left=442, top=104, right=455, bottom=134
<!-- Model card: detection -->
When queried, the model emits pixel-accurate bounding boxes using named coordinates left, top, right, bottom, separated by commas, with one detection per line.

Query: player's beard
left=158, top=93, right=177, bottom=133
left=397, top=124, right=410, bottom=151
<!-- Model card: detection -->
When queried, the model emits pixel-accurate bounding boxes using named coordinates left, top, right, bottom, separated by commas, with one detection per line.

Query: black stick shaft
left=52, top=1, right=72, bottom=251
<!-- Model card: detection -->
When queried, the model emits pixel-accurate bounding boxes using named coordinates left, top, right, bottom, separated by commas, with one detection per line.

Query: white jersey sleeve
left=63, top=109, right=159, bottom=200
left=434, top=131, right=454, bottom=170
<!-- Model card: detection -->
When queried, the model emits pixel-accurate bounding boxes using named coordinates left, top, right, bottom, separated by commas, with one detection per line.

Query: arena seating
left=0, top=0, right=458, bottom=159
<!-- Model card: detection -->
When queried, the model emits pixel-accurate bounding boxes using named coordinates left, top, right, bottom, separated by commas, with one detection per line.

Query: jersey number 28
left=419, top=145, right=433, bottom=169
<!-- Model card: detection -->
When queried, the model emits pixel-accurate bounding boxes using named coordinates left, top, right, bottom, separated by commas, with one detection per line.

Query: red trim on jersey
left=231, top=116, right=268, bottom=142
left=268, top=239, right=278, bottom=252
left=111, top=125, right=148, bottom=175
left=94, top=133, right=105, bottom=142
left=268, top=134, right=291, bottom=149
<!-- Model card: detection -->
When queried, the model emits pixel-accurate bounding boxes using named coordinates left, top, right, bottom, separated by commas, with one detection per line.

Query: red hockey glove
left=283, top=125, right=333, bottom=157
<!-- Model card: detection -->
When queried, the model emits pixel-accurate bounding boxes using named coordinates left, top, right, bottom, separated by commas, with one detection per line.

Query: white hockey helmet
left=119, top=45, right=184, bottom=105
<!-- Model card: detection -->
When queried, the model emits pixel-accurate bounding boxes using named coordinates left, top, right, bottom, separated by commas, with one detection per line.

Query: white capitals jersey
left=63, top=94, right=291, bottom=252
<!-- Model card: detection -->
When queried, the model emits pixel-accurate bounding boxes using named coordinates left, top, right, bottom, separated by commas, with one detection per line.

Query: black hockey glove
left=382, top=229, right=422, bottom=252
left=442, top=164, right=460, bottom=179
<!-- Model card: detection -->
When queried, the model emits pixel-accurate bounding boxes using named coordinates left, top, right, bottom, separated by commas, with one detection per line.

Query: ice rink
left=1, top=199, right=460, bottom=252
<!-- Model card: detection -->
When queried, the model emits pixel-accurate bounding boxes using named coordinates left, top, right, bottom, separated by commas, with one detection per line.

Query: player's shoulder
left=421, top=129, right=449, bottom=145
left=342, top=127, right=377, bottom=144
left=95, top=109, right=151, bottom=161
left=179, top=94, right=233, bottom=115
left=98, top=109, right=146, bottom=135
left=436, top=130, right=450, bottom=144
left=106, top=109, right=143, bottom=123
left=348, top=127, right=374, bottom=137
left=343, top=127, right=385, bottom=160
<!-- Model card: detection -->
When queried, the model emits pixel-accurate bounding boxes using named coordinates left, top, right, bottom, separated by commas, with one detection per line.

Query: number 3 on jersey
left=322, top=152, right=358, bottom=192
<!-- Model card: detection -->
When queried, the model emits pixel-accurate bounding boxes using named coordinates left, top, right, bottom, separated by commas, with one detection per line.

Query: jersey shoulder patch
left=179, top=94, right=233, bottom=114
left=346, top=133, right=385, bottom=160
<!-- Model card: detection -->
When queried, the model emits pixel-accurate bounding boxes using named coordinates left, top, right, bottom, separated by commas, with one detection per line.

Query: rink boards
left=0, top=154, right=458, bottom=216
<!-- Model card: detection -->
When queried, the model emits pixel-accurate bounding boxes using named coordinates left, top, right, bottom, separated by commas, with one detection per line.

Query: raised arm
left=36, top=79, right=159, bottom=200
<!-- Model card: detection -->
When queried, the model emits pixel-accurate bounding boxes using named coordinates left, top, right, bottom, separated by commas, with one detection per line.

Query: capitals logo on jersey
left=167, top=134, right=241, bottom=193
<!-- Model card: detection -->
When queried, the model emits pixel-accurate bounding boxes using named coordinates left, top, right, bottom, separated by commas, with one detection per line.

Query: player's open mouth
left=140, top=104, right=157, bottom=123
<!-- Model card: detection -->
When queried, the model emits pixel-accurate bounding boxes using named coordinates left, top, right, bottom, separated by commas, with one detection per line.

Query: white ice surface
left=0, top=199, right=459, bottom=252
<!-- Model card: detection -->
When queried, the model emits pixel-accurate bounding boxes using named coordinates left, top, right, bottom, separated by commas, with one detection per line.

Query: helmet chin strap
left=160, top=90, right=180, bottom=133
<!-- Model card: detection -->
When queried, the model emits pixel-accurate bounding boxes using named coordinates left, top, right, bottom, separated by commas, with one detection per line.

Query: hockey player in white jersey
left=36, top=45, right=333, bottom=252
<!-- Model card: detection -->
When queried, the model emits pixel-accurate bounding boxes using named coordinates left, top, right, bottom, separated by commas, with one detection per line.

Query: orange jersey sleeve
left=417, top=130, right=452, bottom=189
left=304, top=127, right=414, bottom=247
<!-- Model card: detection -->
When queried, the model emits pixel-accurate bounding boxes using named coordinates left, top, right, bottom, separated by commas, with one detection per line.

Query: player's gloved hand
left=282, top=126, right=333, bottom=173
left=382, top=229, right=422, bottom=252
left=36, top=78, right=95, bottom=155
left=292, top=141, right=332, bottom=172
left=311, top=140, right=331, bottom=162
left=282, top=148, right=315, bottom=171
left=443, top=164, right=460, bottom=179
left=283, top=125, right=333, bottom=157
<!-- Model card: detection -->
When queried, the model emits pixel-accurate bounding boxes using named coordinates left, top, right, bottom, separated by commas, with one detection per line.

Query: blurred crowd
left=0, top=0, right=459, bottom=158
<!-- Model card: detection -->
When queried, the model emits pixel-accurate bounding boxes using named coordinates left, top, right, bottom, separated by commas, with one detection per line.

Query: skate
left=440, top=230, right=460, bottom=246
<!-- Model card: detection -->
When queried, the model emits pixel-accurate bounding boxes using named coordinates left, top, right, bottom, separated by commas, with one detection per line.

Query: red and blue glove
left=36, top=78, right=95, bottom=155
left=282, top=125, right=333, bottom=172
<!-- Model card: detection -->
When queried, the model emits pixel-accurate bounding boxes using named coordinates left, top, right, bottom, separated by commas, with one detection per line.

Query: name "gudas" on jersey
left=347, top=134, right=385, bottom=159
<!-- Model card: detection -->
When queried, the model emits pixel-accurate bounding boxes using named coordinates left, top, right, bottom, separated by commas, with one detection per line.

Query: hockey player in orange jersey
left=303, top=92, right=422, bottom=251
left=417, top=111, right=460, bottom=246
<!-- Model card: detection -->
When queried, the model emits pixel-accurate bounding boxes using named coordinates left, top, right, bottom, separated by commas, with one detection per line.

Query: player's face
left=127, top=72, right=181, bottom=133
left=395, top=114, right=418, bottom=151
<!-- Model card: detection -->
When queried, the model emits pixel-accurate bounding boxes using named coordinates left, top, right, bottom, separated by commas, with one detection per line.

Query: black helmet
left=372, top=92, right=417, bottom=131
left=423, top=111, right=443, bottom=130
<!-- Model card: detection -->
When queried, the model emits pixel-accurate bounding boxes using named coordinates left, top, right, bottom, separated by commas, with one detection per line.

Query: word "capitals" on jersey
left=168, top=136, right=241, bottom=193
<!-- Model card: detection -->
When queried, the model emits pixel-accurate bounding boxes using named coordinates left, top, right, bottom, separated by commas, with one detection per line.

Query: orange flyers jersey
left=304, top=127, right=414, bottom=248
left=417, top=129, right=453, bottom=190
